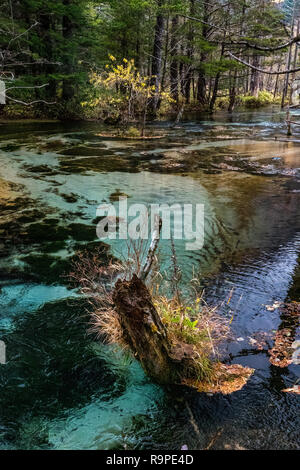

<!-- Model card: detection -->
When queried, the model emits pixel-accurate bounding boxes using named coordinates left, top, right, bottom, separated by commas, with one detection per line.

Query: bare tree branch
left=183, top=15, right=300, bottom=52
left=227, top=52, right=300, bottom=75
left=227, top=35, right=300, bottom=52
left=5, top=95, right=56, bottom=106
left=6, top=21, right=39, bottom=49
left=5, top=83, right=49, bottom=91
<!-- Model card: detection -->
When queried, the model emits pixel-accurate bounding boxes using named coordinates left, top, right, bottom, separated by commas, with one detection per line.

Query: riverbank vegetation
left=1, top=0, right=300, bottom=122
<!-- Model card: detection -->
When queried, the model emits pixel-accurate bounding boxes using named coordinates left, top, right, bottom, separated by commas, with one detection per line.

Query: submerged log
left=113, top=274, right=174, bottom=384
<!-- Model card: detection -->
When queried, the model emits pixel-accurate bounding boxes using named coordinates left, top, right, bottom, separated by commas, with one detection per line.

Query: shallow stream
left=0, top=107, right=299, bottom=449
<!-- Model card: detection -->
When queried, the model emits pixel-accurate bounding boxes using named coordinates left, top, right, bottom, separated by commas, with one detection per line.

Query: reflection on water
left=0, top=109, right=299, bottom=449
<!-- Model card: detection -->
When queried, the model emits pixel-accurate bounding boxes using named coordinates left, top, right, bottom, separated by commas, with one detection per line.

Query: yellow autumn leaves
left=91, top=55, right=174, bottom=104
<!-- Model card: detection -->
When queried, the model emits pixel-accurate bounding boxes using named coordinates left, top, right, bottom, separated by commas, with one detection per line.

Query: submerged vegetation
left=1, top=1, right=300, bottom=121
left=0, top=0, right=300, bottom=452
left=0, top=113, right=299, bottom=448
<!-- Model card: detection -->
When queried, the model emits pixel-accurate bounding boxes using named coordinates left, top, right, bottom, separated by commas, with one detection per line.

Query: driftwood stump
left=111, top=217, right=254, bottom=392
left=113, top=274, right=195, bottom=384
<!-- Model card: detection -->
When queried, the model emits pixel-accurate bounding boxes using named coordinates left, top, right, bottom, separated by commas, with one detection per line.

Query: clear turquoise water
left=0, top=108, right=299, bottom=449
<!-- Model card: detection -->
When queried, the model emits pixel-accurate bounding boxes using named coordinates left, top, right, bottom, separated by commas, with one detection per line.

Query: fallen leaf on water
left=269, top=302, right=300, bottom=367
left=282, top=385, right=300, bottom=395
left=265, top=301, right=283, bottom=312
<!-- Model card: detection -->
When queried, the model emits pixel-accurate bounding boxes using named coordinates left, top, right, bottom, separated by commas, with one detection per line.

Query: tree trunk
left=161, top=14, right=169, bottom=92
left=184, top=0, right=195, bottom=103
left=228, top=70, right=237, bottom=113
left=197, top=3, right=210, bottom=106
left=250, top=55, right=260, bottom=97
left=281, top=3, right=296, bottom=109
left=170, top=15, right=179, bottom=103
left=197, top=53, right=207, bottom=105
left=209, top=43, right=225, bottom=112
left=62, top=0, right=75, bottom=101
left=112, top=275, right=195, bottom=384
left=149, top=0, right=165, bottom=115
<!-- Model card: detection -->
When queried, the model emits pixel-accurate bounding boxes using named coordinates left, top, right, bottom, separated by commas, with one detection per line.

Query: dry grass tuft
left=69, top=241, right=155, bottom=349
left=69, top=249, right=127, bottom=347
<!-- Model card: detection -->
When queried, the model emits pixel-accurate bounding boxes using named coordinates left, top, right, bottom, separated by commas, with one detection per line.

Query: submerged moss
left=26, top=220, right=70, bottom=242
left=68, top=223, right=96, bottom=241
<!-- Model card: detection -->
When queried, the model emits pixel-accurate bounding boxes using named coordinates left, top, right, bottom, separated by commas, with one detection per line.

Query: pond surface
left=0, top=107, right=299, bottom=450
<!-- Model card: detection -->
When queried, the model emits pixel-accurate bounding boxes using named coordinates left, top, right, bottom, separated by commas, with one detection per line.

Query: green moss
left=239, top=91, right=274, bottom=108
left=216, top=91, right=275, bottom=110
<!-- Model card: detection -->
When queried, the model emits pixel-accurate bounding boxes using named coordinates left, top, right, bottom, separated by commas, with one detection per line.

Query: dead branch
left=5, top=95, right=56, bottom=106
left=140, top=215, right=162, bottom=281
left=223, top=36, right=300, bottom=52
left=227, top=52, right=300, bottom=75
left=6, top=21, right=39, bottom=49
left=286, top=120, right=300, bottom=126
left=183, top=14, right=300, bottom=52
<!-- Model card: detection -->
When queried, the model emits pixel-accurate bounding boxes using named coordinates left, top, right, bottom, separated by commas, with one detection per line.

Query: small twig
left=205, top=428, right=224, bottom=450
left=7, top=21, right=39, bottom=49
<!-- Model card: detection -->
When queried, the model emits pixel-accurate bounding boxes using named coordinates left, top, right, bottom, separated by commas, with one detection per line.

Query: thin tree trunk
left=149, top=0, right=165, bottom=115
left=184, top=0, right=195, bottom=103
left=228, top=70, right=238, bottom=113
left=281, top=3, right=296, bottom=108
left=250, top=55, right=260, bottom=97
left=209, top=43, right=225, bottom=112
left=170, top=15, right=179, bottom=103
left=62, top=0, right=75, bottom=101
left=197, top=2, right=210, bottom=106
